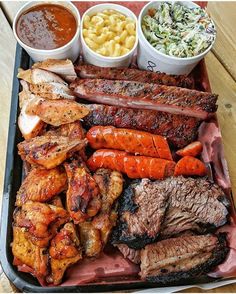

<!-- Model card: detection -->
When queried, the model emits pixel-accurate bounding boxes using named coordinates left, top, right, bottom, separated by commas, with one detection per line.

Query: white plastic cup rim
left=12, top=1, right=81, bottom=55
left=138, top=1, right=216, bottom=62
left=81, top=3, right=138, bottom=61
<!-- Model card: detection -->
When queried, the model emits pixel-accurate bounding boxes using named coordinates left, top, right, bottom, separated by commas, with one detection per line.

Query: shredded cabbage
left=142, top=2, right=216, bottom=58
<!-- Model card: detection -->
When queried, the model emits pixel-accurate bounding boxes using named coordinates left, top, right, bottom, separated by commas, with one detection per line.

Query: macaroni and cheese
left=83, top=9, right=136, bottom=57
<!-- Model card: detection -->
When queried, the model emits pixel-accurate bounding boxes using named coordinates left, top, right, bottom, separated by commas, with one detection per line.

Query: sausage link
left=87, top=149, right=175, bottom=180
left=86, top=126, right=172, bottom=160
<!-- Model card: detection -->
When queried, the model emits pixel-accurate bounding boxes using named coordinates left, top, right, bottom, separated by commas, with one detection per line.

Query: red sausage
left=86, top=126, right=172, bottom=160
left=87, top=149, right=175, bottom=180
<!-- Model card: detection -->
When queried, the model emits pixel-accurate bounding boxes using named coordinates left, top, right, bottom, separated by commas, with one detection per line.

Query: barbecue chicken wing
left=47, top=223, right=82, bottom=285
left=26, top=98, right=90, bottom=126
left=12, top=226, right=48, bottom=280
left=78, top=221, right=102, bottom=257
left=14, top=201, right=69, bottom=247
left=18, top=135, right=87, bottom=169
left=16, top=167, right=67, bottom=206
left=64, top=159, right=101, bottom=224
left=93, top=169, right=123, bottom=243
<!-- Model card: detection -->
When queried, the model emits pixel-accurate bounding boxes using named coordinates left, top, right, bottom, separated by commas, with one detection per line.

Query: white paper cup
left=137, top=1, right=216, bottom=75
left=13, top=1, right=81, bottom=62
left=81, top=3, right=138, bottom=68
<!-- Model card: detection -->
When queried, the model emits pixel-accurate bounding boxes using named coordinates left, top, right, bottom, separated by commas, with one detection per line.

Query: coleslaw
left=142, top=2, right=216, bottom=58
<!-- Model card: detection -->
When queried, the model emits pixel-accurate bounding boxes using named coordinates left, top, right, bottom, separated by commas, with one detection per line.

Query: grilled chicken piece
left=29, top=82, right=75, bottom=100
left=18, top=68, right=67, bottom=85
left=14, top=201, right=69, bottom=247
left=93, top=169, right=123, bottom=244
left=47, top=121, right=87, bottom=160
left=16, top=167, right=67, bottom=206
left=78, top=221, right=102, bottom=257
left=64, top=159, right=101, bottom=224
left=26, top=97, right=90, bottom=126
left=47, top=223, right=82, bottom=285
left=18, top=80, right=45, bottom=140
left=140, top=234, right=229, bottom=284
left=47, top=121, right=85, bottom=140
left=18, top=135, right=87, bottom=169
left=32, top=59, right=77, bottom=82
left=12, top=226, right=48, bottom=280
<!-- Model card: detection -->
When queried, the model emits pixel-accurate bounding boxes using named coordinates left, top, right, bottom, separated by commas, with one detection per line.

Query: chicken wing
left=78, top=221, right=102, bottom=257
left=14, top=201, right=69, bottom=247
left=47, top=223, right=82, bottom=285
left=18, top=80, right=45, bottom=140
left=18, top=135, right=87, bottom=169
left=12, top=226, right=48, bottom=280
left=93, top=169, right=123, bottom=244
left=64, top=159, right=101, bottom=224
left=26, top=98, right=90, bottom=126
left=32, top=59, right=77, bottom=82
left=16, top=167, right=67, bottom=206
left=18, top=68, right=67, bottom=85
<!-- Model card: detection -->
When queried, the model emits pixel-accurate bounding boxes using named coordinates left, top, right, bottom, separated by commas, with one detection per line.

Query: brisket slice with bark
left=83, top=104, right=201, bottom=148
left=75, top=64, right=195, bottom=89
left=160, top=176, right=230, bottom=237
left=140, top=233, right=229, bottom=284
left=111, top=179, right=169, bottom=249
left=71, top=79, right=218, bottom=119
left=111, top=177, right=229, bottom=249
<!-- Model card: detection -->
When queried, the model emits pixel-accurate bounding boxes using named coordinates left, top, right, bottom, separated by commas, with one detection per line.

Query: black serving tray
left=0, top=43, right=231, bottom=293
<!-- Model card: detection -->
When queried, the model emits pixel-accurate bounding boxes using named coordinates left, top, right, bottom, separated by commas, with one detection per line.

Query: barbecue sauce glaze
left=16, top=4, right=77, bottom=50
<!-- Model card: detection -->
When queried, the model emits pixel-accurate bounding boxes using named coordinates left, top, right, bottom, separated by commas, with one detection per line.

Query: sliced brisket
left=111, top=179, right=168, bottom=249
left=112, top=177, right=229, bottom=249
left=140, top=233, right=229, bottom=284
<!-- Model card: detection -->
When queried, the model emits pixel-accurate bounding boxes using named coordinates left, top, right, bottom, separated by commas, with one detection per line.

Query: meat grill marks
left=140, top=234, right=229, bottom=285
left=70, top=79, right=218, bottom=119
left=83, top=104, right=201, bottom=148
left=111, top=177, right=229, bottom=249
left=75, top=64, right=195, bottom=88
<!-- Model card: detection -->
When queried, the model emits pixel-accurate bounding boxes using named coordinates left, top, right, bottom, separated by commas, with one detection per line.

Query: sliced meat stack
left=111, top=176, right=229, bottom=249
left=140, top=234, right=229, bottom=284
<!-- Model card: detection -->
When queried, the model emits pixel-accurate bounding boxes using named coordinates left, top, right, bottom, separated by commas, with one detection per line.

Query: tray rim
left=0, top=43, right=234, bottom=293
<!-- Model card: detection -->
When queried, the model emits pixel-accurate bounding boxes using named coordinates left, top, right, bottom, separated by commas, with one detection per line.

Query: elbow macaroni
left=83, top=9, right=136, bottom=57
